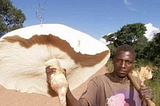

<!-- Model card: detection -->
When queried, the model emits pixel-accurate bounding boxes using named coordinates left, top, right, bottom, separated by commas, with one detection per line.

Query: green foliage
left=107, top=43, right=116, bottom=58
left=150, top=33, right=160, bottom=66
left=115, top=23, right=147, bottom=47
left=144, top=33, right=160, bottom=66
left=135, top=59, right=153, bottom=68
left=152, top=69, right=160, bottom=81
left=146, top=80, right=160, bottom=106
left=0, top=0, right=26, bottom=37
left=103, top=23, right=147, bottom=59
left=106, top=59, right=114, bottom=72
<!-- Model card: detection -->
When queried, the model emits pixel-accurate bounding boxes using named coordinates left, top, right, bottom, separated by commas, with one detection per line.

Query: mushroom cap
left=0, top=24, right=110, bottom=97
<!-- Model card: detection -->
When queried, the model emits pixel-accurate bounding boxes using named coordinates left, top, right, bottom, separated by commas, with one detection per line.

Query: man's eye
left=116, top=60, right=122, bottom=63
left=126, top=61, right=133, bottom=65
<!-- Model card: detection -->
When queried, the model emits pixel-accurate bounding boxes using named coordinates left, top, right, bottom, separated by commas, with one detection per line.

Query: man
left=47, top=44, right=153, bottom=106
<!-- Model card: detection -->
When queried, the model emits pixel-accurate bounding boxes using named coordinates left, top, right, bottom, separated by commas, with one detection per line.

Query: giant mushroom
left=0, top=24, right=110, bottom=106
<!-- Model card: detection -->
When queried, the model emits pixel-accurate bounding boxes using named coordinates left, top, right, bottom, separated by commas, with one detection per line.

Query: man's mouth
left=119, top=70, right=126, bottom=74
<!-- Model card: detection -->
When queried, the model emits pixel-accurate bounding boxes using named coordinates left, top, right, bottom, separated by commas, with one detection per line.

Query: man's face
left=113, top=51, right=135, bottom=78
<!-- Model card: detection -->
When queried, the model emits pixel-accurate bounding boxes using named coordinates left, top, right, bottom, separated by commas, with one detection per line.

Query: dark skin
left=112, top=51, right=135, bottom=81
left=46, top=50, right=153, bottom=106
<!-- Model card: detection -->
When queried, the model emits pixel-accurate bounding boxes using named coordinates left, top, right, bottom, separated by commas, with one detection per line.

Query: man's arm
left=66, top=88, right=89, bottom=106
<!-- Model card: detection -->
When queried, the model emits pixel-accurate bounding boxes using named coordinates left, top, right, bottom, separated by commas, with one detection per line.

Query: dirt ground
left=0, top=66, right=108, bottom=106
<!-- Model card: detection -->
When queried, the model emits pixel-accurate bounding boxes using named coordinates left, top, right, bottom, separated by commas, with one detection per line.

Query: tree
left=102, top=23, right=147, bottom=59
left=145, top=33, right=160, bottom=66
left=0, top=0, right=26, bottom=37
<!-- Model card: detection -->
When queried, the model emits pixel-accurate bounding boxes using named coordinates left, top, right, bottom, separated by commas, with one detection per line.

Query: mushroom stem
left=50, top=71, right=68, bottom=106
left=45, top=59, right=68, bottom=106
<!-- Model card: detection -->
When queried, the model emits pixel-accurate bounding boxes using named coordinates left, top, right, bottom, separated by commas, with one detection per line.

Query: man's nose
left=121, top=61, right=126, bottom=67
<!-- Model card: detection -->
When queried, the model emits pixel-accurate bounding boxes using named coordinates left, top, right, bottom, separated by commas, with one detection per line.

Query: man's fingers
left=46, top=66, right=56, bottom=73
left=46, top=66, right=55, bottom=84
left=139, top=86, right=153, bottom=100
left=45, top=66, right=67, bottom=84
left=61, top=69, right=67, bottom=77
left=140, top=83, right=145, bottom=87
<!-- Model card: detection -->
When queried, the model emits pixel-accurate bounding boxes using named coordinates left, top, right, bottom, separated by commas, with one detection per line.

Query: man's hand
left=46, top=66, right=55, bottom=84
left=139, top=83, right=153, bottom=100
left=46, top=66, right=67, bottom=84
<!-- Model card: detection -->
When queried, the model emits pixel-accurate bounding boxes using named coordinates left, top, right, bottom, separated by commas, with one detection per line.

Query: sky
left=11, top=0, right=160, bottom=40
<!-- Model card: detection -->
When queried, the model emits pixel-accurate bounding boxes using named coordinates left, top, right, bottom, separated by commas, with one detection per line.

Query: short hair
left=114, top=44, right=136, bottom=60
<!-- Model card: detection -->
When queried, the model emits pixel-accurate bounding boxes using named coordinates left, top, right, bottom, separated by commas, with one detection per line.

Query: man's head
left=113, top=44, right=135, bottom=78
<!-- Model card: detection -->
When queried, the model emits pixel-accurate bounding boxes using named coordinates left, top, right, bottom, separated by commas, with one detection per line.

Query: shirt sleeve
left=79, top=78, right=98, bottom=106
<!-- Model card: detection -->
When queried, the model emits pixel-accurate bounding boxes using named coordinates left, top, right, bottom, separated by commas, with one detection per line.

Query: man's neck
left=111, top=72, right=129, bottom=82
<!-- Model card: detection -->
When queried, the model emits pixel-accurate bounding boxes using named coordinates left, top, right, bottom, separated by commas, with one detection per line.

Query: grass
left=146, top=80, right=160, bottom=106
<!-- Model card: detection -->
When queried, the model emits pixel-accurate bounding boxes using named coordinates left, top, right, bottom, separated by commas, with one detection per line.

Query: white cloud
left=124, top=0, right=131, bottom=5
left=124, top=0, right=128, bottom=5
left=123, top=0, right=137, bottom=11
left=144, top=23, right=160, bottom=41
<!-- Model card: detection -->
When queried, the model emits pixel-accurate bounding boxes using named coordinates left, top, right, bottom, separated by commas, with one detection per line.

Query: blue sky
left=11, top=0, right=160, bottom=40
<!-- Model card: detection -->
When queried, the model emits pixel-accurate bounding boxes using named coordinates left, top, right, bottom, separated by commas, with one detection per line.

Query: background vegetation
left=0, top=0, right=26, bottom=37
left=0, top=0, right=160, bottom=105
